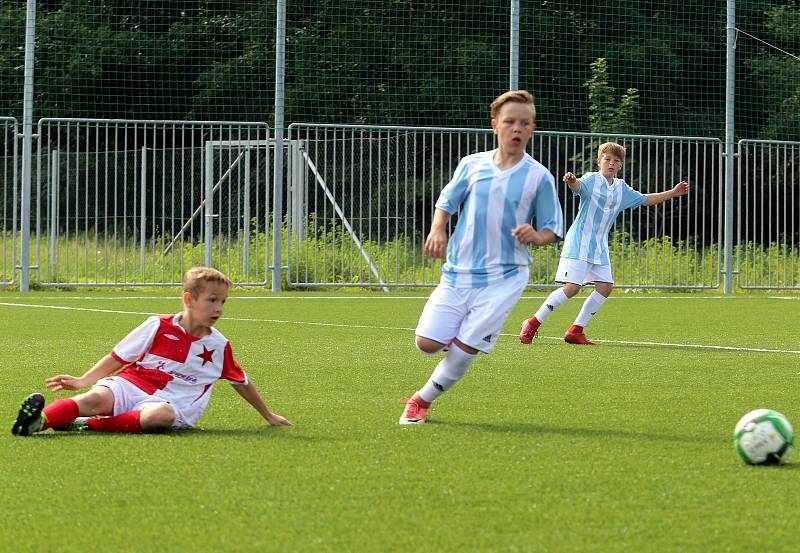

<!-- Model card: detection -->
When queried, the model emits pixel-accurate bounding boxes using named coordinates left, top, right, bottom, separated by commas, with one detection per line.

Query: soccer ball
left=734, top=409, right=794, bottom=465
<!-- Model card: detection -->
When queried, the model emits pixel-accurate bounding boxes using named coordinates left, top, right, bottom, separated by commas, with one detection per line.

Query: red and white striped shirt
left=110, top=314, right=247, bottom=426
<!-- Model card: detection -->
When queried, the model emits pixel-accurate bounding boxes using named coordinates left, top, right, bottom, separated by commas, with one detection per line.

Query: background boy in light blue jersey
left=519, top=141, right=688, bottom=346
left=400, top=90, right=563, bottom=424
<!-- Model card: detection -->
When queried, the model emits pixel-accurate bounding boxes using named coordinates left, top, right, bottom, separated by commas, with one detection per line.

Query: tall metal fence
left=0, top=1, right=798, bottom=291
left=2, top=118, right=800, bottom=290
left=738, top=140, right=800, bottom=289
left=1, top=117, right=18, bottom=285
left=29, top=119, right=272, bottom=286
left=287, top=124, right=722, bottom=289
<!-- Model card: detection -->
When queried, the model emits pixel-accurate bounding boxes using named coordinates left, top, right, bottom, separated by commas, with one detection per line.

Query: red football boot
left=399, top=393, right=431, bottom=425
left=564, top=325, right=595, bottom=345
left=519, top=316, right=541, bottom=344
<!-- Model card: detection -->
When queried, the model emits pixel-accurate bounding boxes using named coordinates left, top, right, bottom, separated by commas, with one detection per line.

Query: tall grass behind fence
left=5, top=228, right=795, bottom=289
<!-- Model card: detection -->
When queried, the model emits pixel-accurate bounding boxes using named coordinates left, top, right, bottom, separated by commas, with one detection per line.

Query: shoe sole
left=399, top=418, right=426, bottom=425
left=564, top=335, right=594, bottom=345
left=11, top=392, right=45, bottom=436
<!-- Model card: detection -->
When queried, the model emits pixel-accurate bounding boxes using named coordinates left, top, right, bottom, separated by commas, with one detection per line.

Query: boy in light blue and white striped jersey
left=519, top=141, right=689, bottom=346
left=400, top=90, right=563, bottom=425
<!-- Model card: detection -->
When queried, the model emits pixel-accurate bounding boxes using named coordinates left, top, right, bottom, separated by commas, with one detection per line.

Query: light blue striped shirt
left=436, top=150, right=563, bottom=288
left=561, top=172, right=645, bottom=265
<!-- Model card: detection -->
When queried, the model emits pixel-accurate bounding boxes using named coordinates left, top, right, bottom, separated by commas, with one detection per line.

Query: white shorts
left=555, top=257, right=613, bottom=285
left=415, top=271, right=529, bottom=353
left=96, top=377, right=190, bottom=429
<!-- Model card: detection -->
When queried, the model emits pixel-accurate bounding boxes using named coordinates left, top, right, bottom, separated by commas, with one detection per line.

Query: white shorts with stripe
left=96, top=376, right=191, bottom=429
left=415, top=270, right=528, bottom=353
left=555, top=257, right=614, bottom=285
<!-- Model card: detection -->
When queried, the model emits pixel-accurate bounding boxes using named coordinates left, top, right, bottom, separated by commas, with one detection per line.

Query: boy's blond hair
left=597, top=142, right=626, bottom=162
left=183, top=266, right=232, bottom=297
left=490, top=90, right=536, bottom=121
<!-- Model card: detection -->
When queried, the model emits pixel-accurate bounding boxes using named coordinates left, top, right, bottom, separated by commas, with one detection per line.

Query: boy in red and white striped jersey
left=12, top=267, right=291, bottom=435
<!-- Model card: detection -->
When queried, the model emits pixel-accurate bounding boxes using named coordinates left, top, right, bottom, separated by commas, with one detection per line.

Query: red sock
left=42, top=399, right=80, bottom=430
left=87, top=410, right=143, bottom=433
left=412, top=392, right=432, bottom=408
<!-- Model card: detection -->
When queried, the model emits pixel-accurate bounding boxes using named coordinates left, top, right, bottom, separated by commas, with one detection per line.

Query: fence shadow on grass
left=437, top=419, right=720, bottom=445
left=31, top=427, right=327, bottom=441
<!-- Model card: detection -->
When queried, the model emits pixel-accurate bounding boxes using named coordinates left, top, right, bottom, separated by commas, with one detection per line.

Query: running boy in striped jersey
left=12, top=266, right=291, bottom=436
left=519, top=141, right=689, bottom=346
left=400, top=90, right=563, bottom=424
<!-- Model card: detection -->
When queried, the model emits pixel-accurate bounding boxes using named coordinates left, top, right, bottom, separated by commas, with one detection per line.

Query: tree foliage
left=0, top=0, right=795, bottom=140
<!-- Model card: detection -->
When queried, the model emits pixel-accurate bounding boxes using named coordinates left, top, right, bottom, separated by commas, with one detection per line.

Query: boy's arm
left=231, top=380, right=292, bottom=426
left=45, top=354, right=124, bottom=393
left=423, top=208, right=451, bottom=260
left=643, top=181, right=689, bottom=206
left=563, top=172, right=581, bottom=193
left=511, top=226, right=558, bottom=247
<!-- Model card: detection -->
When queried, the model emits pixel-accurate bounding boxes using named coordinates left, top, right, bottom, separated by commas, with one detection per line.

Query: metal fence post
left=19, top=0, right=37, bottom=291
left=723, top=0, right=736, bottom=294
left=509, top=0, right=519, bottom=90
left=204, top=141, right=214, bottom=267
left=140, top=146, right=147, bottom=282
left=272, top=0, right=287, bottom=292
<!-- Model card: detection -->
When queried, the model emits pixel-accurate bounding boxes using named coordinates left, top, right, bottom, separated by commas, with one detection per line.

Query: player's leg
left=402, top=338, right=480, bottom=425
left=11, top=384, right=116, bottom=436
left=402, top=285, right=467, bottom=424
left=565, top=266, right=614, bottom=345
left=84, top=401, right=175, bottom=434
left=401, top=273, right=528, bottom=424
left=43, top=385, right=116, bottom=430
left=415, top=335, right=448, bottom=355
left=520, top=257, right=586, bottom=344
left=418, top=339, right=479, bottom=401
left=11, top=392, right=46, bottom=436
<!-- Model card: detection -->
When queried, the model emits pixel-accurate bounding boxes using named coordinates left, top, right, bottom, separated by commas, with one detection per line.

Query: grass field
left=1, top=288, right=798, bottom=552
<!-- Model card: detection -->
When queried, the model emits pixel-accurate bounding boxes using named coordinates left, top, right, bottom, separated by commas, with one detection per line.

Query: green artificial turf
left=1, top=289, right=798, bottom=552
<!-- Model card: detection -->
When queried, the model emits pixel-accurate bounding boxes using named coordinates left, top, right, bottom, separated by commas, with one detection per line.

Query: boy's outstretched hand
left=673, top=181, right=689, bottom=197
left=266, top=413, right=293, bottom=426
left=45, top=374, right=85, bottom=393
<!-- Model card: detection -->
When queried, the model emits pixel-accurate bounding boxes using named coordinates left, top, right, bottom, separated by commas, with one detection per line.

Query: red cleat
left=519, top=317, right=541, bottom=344
left=399, top=393, right=431, bottom=425
left=564, top=325, right=595, bottom=345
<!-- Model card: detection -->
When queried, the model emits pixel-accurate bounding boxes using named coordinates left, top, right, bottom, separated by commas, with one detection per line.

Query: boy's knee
left=415, top=336, right=446, bottom=355
left=74, top=386, right=114, bottom=415
left=563, top=283, right=581, bottom=298
left=596, top=282, right=614, bottom=297
left=140, top=402, right=176, bottom=432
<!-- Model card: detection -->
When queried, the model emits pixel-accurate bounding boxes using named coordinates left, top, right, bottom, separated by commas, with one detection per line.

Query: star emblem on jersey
left=196, top=345, right=215, bottom=366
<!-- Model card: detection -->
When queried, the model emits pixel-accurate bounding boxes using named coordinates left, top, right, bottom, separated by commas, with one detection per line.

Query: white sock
left=534, top=288, right=570, bottom=322
left=573, top=290, right=608, bottom=327
left=418, top=345, right=477, bottom=403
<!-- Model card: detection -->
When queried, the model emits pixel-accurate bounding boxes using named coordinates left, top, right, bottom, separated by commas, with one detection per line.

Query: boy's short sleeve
left=575, top=173, right=594, bottom=197
left=111, top=316, right=160, bottom=364
left=533, top=172, right=564, bottom=238
left=222, top=342, right=249, bottom=385
left=620, top=181, right=646, bottom=210
left=435, top=158, right=470, bottom=214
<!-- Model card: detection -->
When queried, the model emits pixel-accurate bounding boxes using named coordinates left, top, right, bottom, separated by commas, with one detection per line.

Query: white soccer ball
left=734, top=409, right=794, bottom=465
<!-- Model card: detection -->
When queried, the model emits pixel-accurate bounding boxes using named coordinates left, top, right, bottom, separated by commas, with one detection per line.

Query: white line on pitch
left=1, top=301, right=799, bottom=356
left=0, top=294, right=757, bottom=301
